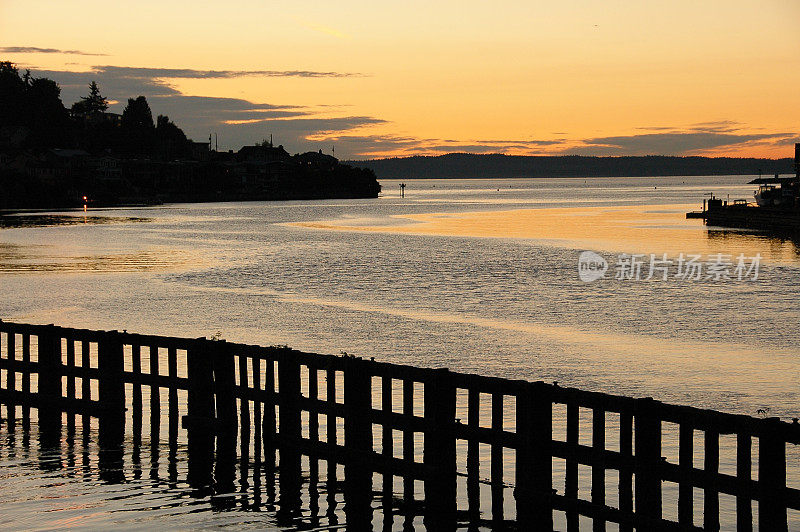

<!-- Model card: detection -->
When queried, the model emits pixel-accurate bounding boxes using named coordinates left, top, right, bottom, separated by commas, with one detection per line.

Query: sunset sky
left=1, top=0, right=798, bottom=159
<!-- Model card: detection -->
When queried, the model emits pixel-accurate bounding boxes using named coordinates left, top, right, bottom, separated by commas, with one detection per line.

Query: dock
left=0, top=320, right=798, bottom=530
left=687, top=143, right=800, bottom=233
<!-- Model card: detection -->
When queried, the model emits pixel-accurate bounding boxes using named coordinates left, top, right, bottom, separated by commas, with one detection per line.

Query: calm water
left=1, top=176, right=798, bottom=530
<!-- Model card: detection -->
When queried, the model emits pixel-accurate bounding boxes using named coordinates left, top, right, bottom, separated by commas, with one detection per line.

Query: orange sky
left=1, top=0, right=798, bottom=159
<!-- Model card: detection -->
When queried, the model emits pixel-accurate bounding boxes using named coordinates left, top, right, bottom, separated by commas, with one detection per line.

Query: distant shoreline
left=347, top=153, right=794, bottom=179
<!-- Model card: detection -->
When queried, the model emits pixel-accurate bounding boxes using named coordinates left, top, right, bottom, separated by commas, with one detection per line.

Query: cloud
left=0, top=46, right=107, bottom=56
left=27, top=65, right=383, bottom=155
left=473, top=139, right=564, bottom=146
left=32, top=65, right=362, bottom=100
left=304, top=134, right=422, bottom=156
left=331, top=125, right=799, bottom=159
left=34, top=68, right=180, bottom=97
left=209, top=117, right=389, bottom=154
left=564, top=131, right=795, bottom=156
left=308, top=133, right=574, bottom=158
left=90, top=65, right=362, bottom=79
left=19, top=64, right=799, bottom=159
left=303, top=23, right=351, bottom=40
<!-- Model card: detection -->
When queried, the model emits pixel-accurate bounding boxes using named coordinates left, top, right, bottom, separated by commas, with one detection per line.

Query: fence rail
left=0, top=320, right=798, bottom=530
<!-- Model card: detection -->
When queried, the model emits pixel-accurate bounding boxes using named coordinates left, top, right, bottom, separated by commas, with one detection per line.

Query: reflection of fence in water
left=0, top=320, right=798, bottom=530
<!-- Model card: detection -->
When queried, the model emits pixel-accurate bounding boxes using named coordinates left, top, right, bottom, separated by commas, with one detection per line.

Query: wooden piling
left=678, top=423, right=694, bottom=526
left=37, top=326, right=62, bottom=442
left=704, top=429, right=720, bottom=531
left=736, top=432, right=752, bottom=531
left=344, top=357, right=373, bottom=527
left=491, top=391, right=504, bottom=524
left=566, top=401, right=579, bottom=531
left=185, top=339, right=215, bottom=487
left=212, top=341, right=237, bottom=489
left=516, top=381, right=553, bottom=530
left=467, top=387, right=480, bottom=518
left=98, top=331, right=125, bottom=448
left=423, top=368, right=456, bottom=529
left=130, top=344, right=143, bottom=445
left=97, top=331, right=125, bottom=482
left=6, top=331, right=16, bottom=427
left=634, top=398, right=662, bottom=527
left=592, top=406, right=606, bottom=532
left=759, top=418, right=788, bottom=532
left=21, top=333, right=30, bottom=429
left=277, top=351, right=301, bottom=516
left=618, top=410, right=633, bottom=532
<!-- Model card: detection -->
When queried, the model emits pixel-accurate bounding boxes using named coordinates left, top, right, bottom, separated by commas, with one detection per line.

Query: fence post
left=185, top=338, right=215, bottom=488
left=634, top=397, right=662, bottom=527
left=37, top=326, right=62, bottom=445
left=424, top=368, right=456, bottom=530
left=344, top=356, right=373, bottom=528
left=21, top=332, right=31, bottom=429
left=212, top=340, right=237, bottom=493
left=592, top=403, right=606, bottom=532
left=759, top=418, right=787, bottom=532
left=678, top=423, right=694, bottom=527
left=263, top=354, right=277, bottom=469
left=6, top=330, right=15, bottom=427
left=704, top=429, right=720, bottom=531
left=736, top=432, right=752, bottom=530
left=97, top=331, right=126, bottom=482
left=277, top=350, right=301, bottom=519
left=516, top=381, right=553, bottom=529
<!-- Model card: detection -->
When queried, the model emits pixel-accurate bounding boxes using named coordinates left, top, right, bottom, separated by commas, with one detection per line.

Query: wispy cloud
left=304, top=23, right=351, bottom=40
left=0, top=46, right=107, bottom=56
left=94, top=65, right=362, bottom=79
left=565, top=131, right=795, bottom=156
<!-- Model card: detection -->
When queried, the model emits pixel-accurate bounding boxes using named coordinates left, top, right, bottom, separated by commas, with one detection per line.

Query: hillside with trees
left=0, top=62, right=380, bottom=209
left=348, top=153, right=794, bottom=179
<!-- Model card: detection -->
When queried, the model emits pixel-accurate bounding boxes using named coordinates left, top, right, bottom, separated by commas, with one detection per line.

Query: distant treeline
left=348, top=153, right=795, bottom=179
left=0, top=61, right=193, bottom=158
left=0, top=61, right=380, bottom=208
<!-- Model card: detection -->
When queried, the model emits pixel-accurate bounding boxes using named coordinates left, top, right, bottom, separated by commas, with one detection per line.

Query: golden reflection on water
left=294, top=204, right=800, bottom=265
left=181, top=283, right=799, bottom=388
left=0, top=245, right=202, bottom=273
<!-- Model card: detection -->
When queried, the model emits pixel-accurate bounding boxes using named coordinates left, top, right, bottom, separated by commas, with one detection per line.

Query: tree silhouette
left=0, top=62, right=71, bottom=147
left=0, top=61, right=26, bottom=125
left=121, top=95, right=156, bottom=155
left=72, top=81, right=108, bottom=116
left=155, top=114, right=191, bottom=160
left=25, top=77, right=71, bottom=147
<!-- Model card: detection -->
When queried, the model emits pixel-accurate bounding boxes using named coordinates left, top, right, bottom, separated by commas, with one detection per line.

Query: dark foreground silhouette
left=0, top=321, right=797, bottom=531
left=0, top=62, right=380, bottom=209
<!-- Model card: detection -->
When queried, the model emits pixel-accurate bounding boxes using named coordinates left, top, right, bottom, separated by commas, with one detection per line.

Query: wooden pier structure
left=0, top=320, right=798, bottom=530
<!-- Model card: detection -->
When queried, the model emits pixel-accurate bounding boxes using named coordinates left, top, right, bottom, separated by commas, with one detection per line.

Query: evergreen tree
left=25, top=77, right=71, bottom=147
left=72, top=81, right=108, bottom=116
left=121, top=95, right=156, bottom=155
left=0, top=62, right=72, bottom=148
left=155, top=114, right=190, bottom=160
left=0, top=61, right=26, bottom=125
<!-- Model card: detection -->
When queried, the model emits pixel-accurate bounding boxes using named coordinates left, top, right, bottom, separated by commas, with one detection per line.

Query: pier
left=0, top=320, right=798, bottom=530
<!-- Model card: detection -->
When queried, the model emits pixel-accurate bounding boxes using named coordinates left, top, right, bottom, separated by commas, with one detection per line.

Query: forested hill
left=347, top=153, right=794, bottom=179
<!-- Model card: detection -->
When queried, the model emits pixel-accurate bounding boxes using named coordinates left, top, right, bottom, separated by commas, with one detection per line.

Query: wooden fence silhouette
left=0, top=320, right=798, bottom=530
